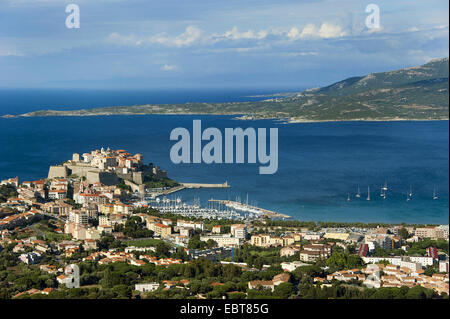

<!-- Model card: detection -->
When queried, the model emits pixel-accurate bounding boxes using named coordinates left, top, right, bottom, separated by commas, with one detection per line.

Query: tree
left=399, top=228, right=409, bottom=240
left=113, top=284, right=132, bottom=299
left=206, top=239, right=218, bottom=249
left=228, top=292, right=246, bottom=299
left=293, top=265, right=323, bottom=281
left=405, top=286, right=427, bottom=299
left=155, top=242, right=170, bottom=258
left=0, top=184, right=18, bottom=203
left=424, top=266, right=437, bottom=277
left=253, top=257, right=264, bottom=270
left=274, top=282, right=295, bottom=299
left=326, top=252, right=363, bottom=271
left=369, top=287, right=394, bottom=299
left=187, top=235, right=206, bottom=250
left=173, top=247, right=188, bottom=261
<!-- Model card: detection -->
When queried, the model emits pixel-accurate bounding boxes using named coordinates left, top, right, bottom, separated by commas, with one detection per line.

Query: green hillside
left=6, top=58, right=449, bottom=122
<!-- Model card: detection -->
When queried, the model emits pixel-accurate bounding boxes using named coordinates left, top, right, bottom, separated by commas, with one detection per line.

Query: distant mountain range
left=4, top=58, right=449, bottom=122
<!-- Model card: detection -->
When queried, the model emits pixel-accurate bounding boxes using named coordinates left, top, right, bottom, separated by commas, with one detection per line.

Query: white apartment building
left=231, top=224, right=247, bottom=239
left=362, top=256, right=433, bottom=268
left=439, top=261, right=449, bottom=273
left=135, top=283, right=160, bottom=292
left=98, top=215, right=111, bottom=226
left=398, top=260, right=422, bottom=271
left=281, top=261, right=309, bottom=272
left=200, top=234, right=241, bottom=247
left=177, top=220, right=204, bottom=231
left=48, top=189, right=67, bottom=200
left=408, top=256, right=434, bottom=267
left=68, top=211, right=89, bottom=225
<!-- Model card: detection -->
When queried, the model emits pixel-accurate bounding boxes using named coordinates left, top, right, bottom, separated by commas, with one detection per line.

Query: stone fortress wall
left=47, top=151, right=163, bottom=188
left=48, top=164, right=120, bottom=186
left=47, top=166, right=69, bottom=179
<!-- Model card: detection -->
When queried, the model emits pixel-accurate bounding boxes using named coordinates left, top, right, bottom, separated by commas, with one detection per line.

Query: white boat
left=367, top=186, right=371, bottom=201
left=356, top=185, right=361, bottom=198
left=380, top=187, right=386, bottom=199
left=347, top=193, right=351, bottom=202
left=433, top=187, right=438, bottom=200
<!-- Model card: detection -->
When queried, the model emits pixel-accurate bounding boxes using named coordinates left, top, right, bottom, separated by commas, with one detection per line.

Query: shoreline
left=1, top=171, right=447, bottom=226
left=1, top=111, right=448, bottom=124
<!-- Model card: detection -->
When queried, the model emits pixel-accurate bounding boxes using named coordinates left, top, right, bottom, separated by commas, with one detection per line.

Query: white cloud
left=107, top=26, right=205, bottom=47
left=300, top=24, right=318, bottom=38
left=297, top=51, right=319, bottom=56
left=106, top=32, right=141, bottom=46
left=0, top=49, right=24, bottom=57
left=161, top=64, right=178, bottom=71
left=286, top=27, right=300, bottom=40
left=104, top=21, right=380, bottom=52
left=318, top=22, right=347, bottom=38
left=288, top=23, right=346, bottom=40
left=148, top=26, right=204, bottom=47
left=216, top=27, right=269, bottom=40
left=172, top=26, right=204, bottom=47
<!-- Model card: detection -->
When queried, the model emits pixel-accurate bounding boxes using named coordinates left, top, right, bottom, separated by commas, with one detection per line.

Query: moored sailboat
left=433, top=187, right=438, bottom=200
left=356, top=185, right=361, bottom=198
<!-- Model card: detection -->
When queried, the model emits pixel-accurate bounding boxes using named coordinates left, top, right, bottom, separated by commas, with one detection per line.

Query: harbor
left=133, top=196, right=248, bottom=220
left=208, top=198, right=291, bottom=219
left=132, top=188, right=291, bottom=220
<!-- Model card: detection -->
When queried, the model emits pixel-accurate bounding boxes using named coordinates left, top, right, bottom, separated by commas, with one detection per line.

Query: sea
left=0, top=89, right=448, bottom=224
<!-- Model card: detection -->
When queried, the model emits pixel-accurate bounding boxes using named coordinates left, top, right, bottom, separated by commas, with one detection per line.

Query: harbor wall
left=181, top=181, right=229, bottom=188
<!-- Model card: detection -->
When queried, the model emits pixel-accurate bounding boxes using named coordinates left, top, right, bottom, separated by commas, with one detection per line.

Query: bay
left=1, top=113, right=448, bottom=224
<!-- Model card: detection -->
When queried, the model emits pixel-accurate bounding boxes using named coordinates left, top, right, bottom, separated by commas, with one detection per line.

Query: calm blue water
left=0, top=90, right=448, bottom=224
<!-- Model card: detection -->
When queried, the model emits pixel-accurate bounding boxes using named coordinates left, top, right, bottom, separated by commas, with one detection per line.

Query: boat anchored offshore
left=356, top=185, right=361, bottom=198
left=382, top=180, right=388, bottom=191
left=380, top=187, right=386, bottom=199
left=367, top=186, right=371, bottom=201
left=433, top=187, right=438, bottom=200
left=347, top=193, right=351, bottom=202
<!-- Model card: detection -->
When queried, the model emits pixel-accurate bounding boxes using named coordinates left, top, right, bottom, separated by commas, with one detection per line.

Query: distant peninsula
left=3, top=58, right=449, bottom=122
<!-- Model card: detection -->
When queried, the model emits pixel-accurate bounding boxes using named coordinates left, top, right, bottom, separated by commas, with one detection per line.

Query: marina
left=208, top=198, right=291, bottom=219
left=131, top=192, right=291, bottom=220
left=133, top=181, right=290, bottom=220
left=133, top=196, right=248, bottom=220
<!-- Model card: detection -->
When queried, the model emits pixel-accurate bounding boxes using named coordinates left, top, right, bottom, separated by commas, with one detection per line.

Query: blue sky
left=0, top=0, right=448, bottom=89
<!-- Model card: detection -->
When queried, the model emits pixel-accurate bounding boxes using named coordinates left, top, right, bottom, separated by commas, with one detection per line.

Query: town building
left=135, top=283, right=160, bottom=292
left=200, top=234, right=241, bottom=247
left=231, top=224, right=247, bottom=239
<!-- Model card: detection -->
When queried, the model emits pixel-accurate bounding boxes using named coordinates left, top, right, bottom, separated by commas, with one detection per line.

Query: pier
left=180, top=181, right=230, bottom=189
left=152, top=181, right=230, bottom=197
left=160, top=185, right=186, bottom=195
left=208, top=199, right=290, bottom=219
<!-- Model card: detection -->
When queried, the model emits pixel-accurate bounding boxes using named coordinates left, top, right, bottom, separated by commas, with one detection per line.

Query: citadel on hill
left=48, top=147, right=167, bottom=193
